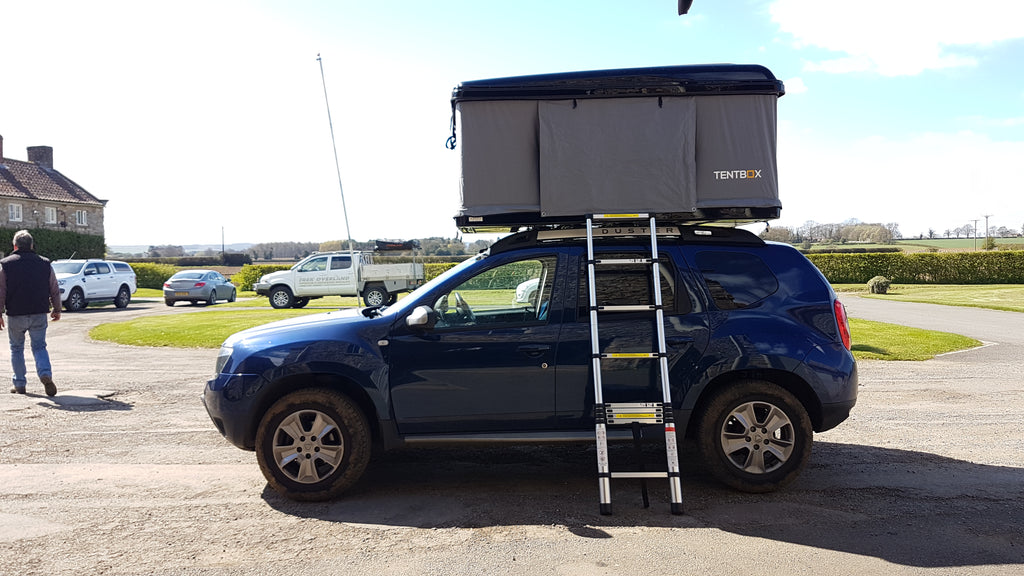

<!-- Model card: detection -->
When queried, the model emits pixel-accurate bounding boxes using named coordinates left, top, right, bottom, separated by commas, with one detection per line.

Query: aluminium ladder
left=586, top=214, right=684, bottom=515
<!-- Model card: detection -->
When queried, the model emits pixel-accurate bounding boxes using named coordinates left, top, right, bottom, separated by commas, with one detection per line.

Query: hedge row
left=232, top=265, right=291, bottom=291
left=131, top=263, right=181, bottom=290
left=807, top=251, right=1024, bottom=284
left=123, top=253, right=252, bottom=267
left=0, top=228, right=105, bottom=260
left=800, top=247, right=901, bottom=254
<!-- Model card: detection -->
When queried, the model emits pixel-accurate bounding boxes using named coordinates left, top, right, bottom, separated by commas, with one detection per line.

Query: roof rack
left=488, top=219, right=764, bottom=256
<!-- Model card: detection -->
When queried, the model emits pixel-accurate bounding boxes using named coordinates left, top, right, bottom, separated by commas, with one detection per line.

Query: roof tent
left=449, top=64, right=785, bottom=232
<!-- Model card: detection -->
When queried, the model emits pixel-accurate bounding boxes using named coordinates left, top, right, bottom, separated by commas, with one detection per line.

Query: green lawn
left=89, top=309, right=323, bottom=348
left=837, top=284, right=1024, bottom=313
left=848, top=318, right=980, bottom=361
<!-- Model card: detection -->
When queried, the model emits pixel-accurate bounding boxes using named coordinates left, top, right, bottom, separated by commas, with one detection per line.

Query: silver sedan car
left=163, top=270, right=237, bottom=306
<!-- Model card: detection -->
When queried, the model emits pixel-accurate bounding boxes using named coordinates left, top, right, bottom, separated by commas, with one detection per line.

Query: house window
left=45, top=207, right=57, bottom=224
left=74, top=210, right=88, bottom=226
left=8, top=203, right=22, bottom=222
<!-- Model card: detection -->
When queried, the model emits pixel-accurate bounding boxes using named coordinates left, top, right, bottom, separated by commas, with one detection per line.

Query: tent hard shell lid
left=449, top=64, right=785, bottom=232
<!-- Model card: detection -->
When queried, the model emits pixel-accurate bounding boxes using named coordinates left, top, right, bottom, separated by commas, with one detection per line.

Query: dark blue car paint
left=204, top=237, right=857, bottom=453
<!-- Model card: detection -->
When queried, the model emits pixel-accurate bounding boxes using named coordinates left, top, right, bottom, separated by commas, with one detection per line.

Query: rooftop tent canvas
left=451, top=64, right=784, bottom=228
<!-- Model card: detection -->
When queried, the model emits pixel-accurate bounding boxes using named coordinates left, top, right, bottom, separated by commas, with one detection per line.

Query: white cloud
left=783, top=77, right=808, bottom=94
left=770, top=0, right=1024, bottom=76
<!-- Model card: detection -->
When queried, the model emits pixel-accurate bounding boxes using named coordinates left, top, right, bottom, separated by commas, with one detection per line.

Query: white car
left=51, top=259, right=137, bottom=312
left=514, top=277, right=539, bottom=304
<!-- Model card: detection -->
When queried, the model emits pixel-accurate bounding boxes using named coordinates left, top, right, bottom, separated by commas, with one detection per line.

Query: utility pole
left=971, top=219, right=979, bottom=251
left=982, top=214, right=993, bottom=248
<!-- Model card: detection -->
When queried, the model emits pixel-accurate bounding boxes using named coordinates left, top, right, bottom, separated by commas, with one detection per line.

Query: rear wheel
left=697, top=380, right=812, bottom=493
left=292, top=298, right=310, bottom=309
left=361, top=284, right=388, bottom=307
left=207, top=290, right=217, bottom=305
left=255, top=389, right=371, bottom=501
left=269, top=286, right=294, bottom=309
left=114, top=285, right=131, bottom=308
left=165, top=299, right=175, bottom=307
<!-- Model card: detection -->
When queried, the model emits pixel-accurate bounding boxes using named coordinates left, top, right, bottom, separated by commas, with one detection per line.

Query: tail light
left=163, top=282, right=171, bottom=289
left=834, top=299, right=852, bottom=350
left=194, top=282, right=207, bottom=287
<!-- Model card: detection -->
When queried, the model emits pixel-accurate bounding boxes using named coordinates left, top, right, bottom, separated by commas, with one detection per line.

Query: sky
left=1, top=0, right=1022, bottom=248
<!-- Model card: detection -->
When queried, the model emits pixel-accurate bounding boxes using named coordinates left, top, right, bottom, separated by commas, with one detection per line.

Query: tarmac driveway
left=0, top=298, right=1021, bottom=575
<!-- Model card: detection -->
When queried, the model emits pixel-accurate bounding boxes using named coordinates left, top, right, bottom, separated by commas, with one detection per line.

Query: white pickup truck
left=51, top=259, right=137, bottom=312
left=253, top=251, right=424, bottom=308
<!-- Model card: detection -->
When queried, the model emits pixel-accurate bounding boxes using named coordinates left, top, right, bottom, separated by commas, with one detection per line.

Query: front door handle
left=517, top=344, right=551, bottom=357
left=666, top=336, right=695, bottom=347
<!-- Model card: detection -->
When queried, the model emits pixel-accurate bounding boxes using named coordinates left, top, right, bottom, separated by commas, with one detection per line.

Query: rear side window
left=578, top=252, right=686, bottom=316
left=695, top=251, right=778, bottom=310
left=113, top=262, right=132, bottom=273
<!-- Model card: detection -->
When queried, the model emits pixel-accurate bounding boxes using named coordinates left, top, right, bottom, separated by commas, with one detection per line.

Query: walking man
left=0, top=230, right=60, bottom=396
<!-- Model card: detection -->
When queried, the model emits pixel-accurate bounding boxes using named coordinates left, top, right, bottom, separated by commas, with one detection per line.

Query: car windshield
left=52, top=262, right=85, bottom=274
left=379, top=252, right=487, bottom=317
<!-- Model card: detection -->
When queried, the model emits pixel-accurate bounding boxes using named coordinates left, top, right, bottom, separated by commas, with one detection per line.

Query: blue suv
left=203, top=225, right=856, bottom=501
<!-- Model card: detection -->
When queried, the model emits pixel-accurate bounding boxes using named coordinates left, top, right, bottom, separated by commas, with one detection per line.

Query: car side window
left=578, top=252, right=685, bottom=317
left=434, top=256, right=557, bottom=329
left=330, top=257, right=351, bottom=270
left=694, top=251, right=779, bottom=310
left=298, top=256, right=328, bottom=272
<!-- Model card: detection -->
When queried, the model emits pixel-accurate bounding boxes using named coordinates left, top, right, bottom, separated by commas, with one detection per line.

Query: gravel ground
left=0, top=298, right=1021, bottom=576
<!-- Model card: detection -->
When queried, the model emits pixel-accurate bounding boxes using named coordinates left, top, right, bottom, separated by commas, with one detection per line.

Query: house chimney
left=27, top=145, right=53, bottom=169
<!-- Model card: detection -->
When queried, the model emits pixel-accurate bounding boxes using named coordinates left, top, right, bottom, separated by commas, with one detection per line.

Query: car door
left=327, top=255, right=355, bottom=294
left=83, top=262, right=115, bottom=299
left=553, top=247, right=710, bottom=428
left=388, top=251, right=565, bottom=434
left=291, top=255, right=331, bottom=296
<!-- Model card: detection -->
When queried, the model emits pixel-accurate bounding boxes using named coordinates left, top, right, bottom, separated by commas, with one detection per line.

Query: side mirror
left=405, top=305, right=436, bottom=330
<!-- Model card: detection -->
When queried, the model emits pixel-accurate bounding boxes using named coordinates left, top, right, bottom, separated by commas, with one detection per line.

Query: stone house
left=0, top=134, right=106, bottom=237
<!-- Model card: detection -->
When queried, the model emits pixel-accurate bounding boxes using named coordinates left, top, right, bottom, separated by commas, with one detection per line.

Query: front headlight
left=214, top=344, right=233, bottom=375
left=57, top=279, right=66, bottom=286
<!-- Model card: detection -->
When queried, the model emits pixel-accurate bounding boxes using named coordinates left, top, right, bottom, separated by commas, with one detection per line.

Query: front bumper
left=203, top=373, right=266, bottom=451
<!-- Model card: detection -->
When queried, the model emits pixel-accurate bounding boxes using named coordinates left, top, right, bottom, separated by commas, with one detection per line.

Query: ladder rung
left=602, top=352, right=658, bottom=359
left=606, top=403, right=664, bottom=424
left=611, top=472, right=669, bottom=479
left=595, top=258, right=652, bottom=265
left=592, top=213, right=649, bottom=220
left=597, top=305, right=656, bottom=313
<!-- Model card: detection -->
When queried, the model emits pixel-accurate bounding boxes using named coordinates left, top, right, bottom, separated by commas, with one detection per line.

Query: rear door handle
left=666, top=337, right=695, bottom=347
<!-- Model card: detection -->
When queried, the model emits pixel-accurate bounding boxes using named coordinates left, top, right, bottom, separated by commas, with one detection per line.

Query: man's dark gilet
left=2, top=251, right=52, bottom=316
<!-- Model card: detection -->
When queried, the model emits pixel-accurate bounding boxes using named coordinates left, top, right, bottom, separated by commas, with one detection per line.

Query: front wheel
left=268, top=286, right=294, bottom=309
left=255, top=389, right=371, bottom=501
left=696, top=380, right=812, bottom=493
left=64, top=288, right=86, bottom=312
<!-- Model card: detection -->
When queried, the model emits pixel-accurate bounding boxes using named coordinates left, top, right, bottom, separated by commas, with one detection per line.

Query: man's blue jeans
left=7, top=313, right=52, bottom=389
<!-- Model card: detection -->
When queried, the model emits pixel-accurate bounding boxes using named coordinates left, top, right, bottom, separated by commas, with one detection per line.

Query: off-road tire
left=255, top=389, right=371, bottom=501
left=696, top=380, right=812, bottom=493
left=64, top=288, right=86, bottom=312
left=269, top=286, right=294, bottom=309
left=114, top=285, right=131, bottom=309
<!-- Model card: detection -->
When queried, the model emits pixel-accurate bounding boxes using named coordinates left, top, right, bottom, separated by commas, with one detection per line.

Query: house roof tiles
left=0, top=157, right=105, bottom=206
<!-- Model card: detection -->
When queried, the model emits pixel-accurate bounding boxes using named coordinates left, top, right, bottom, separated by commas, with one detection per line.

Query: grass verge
left=832, top=284, right=1024, bottom=313
left=848, top=318, right=980, bottom=361
left=89, top=309, right=323, bottom=348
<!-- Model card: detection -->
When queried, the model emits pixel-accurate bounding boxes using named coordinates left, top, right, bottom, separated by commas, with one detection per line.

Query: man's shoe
left=40, top=375, right=57, bottom=397
left=10, top=386, right=26, bottom=394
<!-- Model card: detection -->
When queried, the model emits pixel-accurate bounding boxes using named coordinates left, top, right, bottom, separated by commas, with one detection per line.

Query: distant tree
left=996, top=226, right=1012, bottom=238
left=147, top=245, right=185, bottom=257
left=983, top=236, right=997, bottom=250
left=760, top=226, right=795, bottom=243
left=944, top=229, right=951, bottom=238
left=927, top=228, right=936, bottom=239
